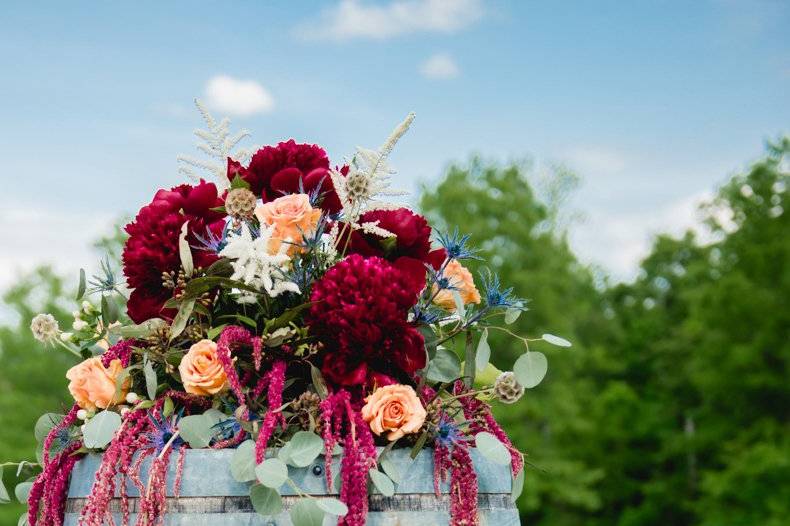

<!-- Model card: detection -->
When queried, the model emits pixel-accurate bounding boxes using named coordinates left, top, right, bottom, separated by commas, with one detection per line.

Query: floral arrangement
left=6, top=101, right=571, bottom=526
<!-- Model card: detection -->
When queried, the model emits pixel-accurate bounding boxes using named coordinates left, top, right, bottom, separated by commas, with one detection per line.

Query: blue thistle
left=435, top=417, right=465, bottom=448
left=480, top=269, right=523, bottom=309
left=145, top=412, right=185, bottom=453
left=436, top=228, right=481, bottom=261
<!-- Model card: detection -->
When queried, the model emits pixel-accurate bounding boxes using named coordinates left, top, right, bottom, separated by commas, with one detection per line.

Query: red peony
left=227, top=140, right=343, bottom=213
left=307, top=254, right=426, bottom=387
left=342, top=208, right=447, bottom=286
left=123, top=181, right=225, bottom=323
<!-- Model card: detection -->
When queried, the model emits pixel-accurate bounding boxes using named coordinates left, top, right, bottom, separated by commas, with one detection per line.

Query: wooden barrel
left=65, top=448, right=520, bottom=525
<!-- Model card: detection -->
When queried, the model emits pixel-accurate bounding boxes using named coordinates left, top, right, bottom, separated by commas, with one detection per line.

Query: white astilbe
left=331, top=112, right=415, bottom=227
left=177, top=99, right=256, bottom=191
left=219, top=223, right=300, bottom=303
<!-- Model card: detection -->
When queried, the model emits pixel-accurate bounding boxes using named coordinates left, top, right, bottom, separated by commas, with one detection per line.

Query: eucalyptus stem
left=463, top=330, right=475, bottom=387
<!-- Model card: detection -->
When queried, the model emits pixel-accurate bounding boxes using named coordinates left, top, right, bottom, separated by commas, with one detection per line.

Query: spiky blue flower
left=480, top=269, right=523, bottom=309
left=435, top=417, right=465, bottom=448
left=192, top=223, right=227, bottom=254
left=436, top=228, right=481, bottom=261
left=145, top=412, right=185, bottom=453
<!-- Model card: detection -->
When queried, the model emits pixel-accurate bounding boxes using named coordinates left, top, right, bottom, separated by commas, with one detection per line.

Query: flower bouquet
left=9, top=102, right=570, bottom=526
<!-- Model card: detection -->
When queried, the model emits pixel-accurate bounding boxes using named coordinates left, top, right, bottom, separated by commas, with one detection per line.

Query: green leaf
left=541, top=333, right=572, bottom=347
left=513, top=351, right=548, bottom=388
left=231, top=440, right=257, bottom=482
left=425, top=347, right=461, bottom=382
left=206, top=324, right=227, bottom=340
left=475, top=431, right=512, bottom=465
left=368, top=469, right=395, bottom=496
left=410, top=430, right=429, bottom=459
left=179, top=414, right=215, bottom=449
left=379, top=452, right=402, bottom=484
left=163, top=396, right=175, bottom=418
left=277, top=441, right=293, bottom=465
left=475, top=329, right=491, bottom=372
left=264, top=302, right=314, bottom=331
left=504, top=308, right=521, bottom=324
left=452, top=290, right=466, bottom=317
left=118, top=318, right=167, bottom=339
left=310, top=365, right=328, bottom=400
left=169, top=298, right=196, bottom=340
left=83, top=410, right=122, bottom=449
left=18, top=514, right=28, bottom=526
left=101, top=294, right=119, bottom=324
left=143, top=358, right=157, bottom=401
left=249, top=483, right=283, bottom=516
left=34, top=413, right=65, bottom=443
left=76, top=268, right=86, bottom=301
left=288, top=431, right=324, bottom=467
left=0, top=467, right=10, bottom=504
left=230, top=174, right=251, bottom=190
left=255, top=458, right=288, bottom=489
left=511, top=466, right=525, bottom=501
left=178, top=221, right=194, bottom=277
left=316, top=497, right=348, bottom=516
left=290, top=498, right=324, bottom=526
left=15, top=481, right=33, bottom=503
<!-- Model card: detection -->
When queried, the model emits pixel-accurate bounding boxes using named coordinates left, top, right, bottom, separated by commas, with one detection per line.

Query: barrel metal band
left=66, top=494, right=516, bottom=513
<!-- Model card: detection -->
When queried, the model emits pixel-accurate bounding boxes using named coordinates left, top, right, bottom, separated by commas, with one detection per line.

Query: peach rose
left=178, top=339, right=228, bottom=396
left=66, top=357, right=129, bottom=411
left=432, top=259, right=482, bottom=311
left=361, top=384, right=427, bottom=441
left=255, top=193, right=322, bottom=255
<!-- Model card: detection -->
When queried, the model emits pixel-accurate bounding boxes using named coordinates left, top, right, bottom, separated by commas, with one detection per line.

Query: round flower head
left=30, top=313, right=59, bottom=343
left=433, top=259, right=482, bottom=311
left=178, top=339, right=228, bottom=396
left=494, top=371, right=524, bottom=404
left=361, top=384, right=427, bottom=441
left=225, top=187, right=257, bottom=220
left=66, top=357, right=129, bottom=411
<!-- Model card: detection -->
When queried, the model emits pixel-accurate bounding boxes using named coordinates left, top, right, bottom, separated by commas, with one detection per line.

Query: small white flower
left=60, top=332, right=73, bottom=342
left=72, top=310, right=81, bottom=318
left=30, top=313, right=60, bottom=343
left=219, top=223, right=300, bottom=303
left=82, top=301, right=93, bottom=313
left=125, top=392, right=139, bottom=404
left=120, top=407, right=130, bottom=417
left=72, top=319, right=89, bottom=331
left=76, top=409, right=88, bottom=421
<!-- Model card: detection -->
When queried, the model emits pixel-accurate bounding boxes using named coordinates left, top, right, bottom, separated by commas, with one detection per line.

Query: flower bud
left=120, top=406, right=130, bottom=416
left=82, top=301, right=93, bottom=313
left=76, top=409, right=88, bottom=420
left=125, top=392, right=140, bottom=404
left=60, top=332, right=73, bottom=342
left=72, top=319, right=88, bottom=331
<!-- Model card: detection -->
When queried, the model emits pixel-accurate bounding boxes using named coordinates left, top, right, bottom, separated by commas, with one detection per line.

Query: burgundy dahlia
left=122, top=180, right=224, bottom=323
left=227, top=140, right=342, bottom=213
left=308, top=255, right=426, bottom=387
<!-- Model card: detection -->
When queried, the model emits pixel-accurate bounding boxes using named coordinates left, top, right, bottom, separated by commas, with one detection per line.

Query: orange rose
left=66, top=357, right=129, bottom=411
left=255, top=193, right=322, bottom=255
left=361, top=384, right=427, bottom=441
left=432, top=259, right=482, bottom=311
left=178, top=339, right=228, bottom=396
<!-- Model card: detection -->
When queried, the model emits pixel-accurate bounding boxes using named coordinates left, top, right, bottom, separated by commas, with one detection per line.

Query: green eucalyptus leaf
left=0, top=467, right=10, bottom=503
left=368, top=469, right=395, bottom=496
left=118, top=318, right=167, bottom=339
left=277, top=441, right=293, bottom=465
left=15, top=481, right=33, bottom=503
left=511, top=466, right=525, bottom=501
left=290, top=497, right=324, bottom=526
left=76, top=268, right=87, bottom=301
left=504, top=308, right=521, bottom=324
left=83, top=410, right=122, bottom=449
left=230, top=440, right=257, bottom=482
left=452, top=290, right=466, bottom=317
left=475, top=431, right=512, bottom=465
left=163, top=396, right=175, bottom=418
left=178, top=414, right=214, bottom=449
left=255, top=458, right=288, bottom=489
left=425, top=347, right=461, bottom=382
left=288, top=431, right=324, bottom=467
left=513, top=351, right=548, bottom=388
left=310, top=365, right=328, bottom=400
left=34, top=413, right=65, bottom=443
left=541, top=333, right=572, bottom=347
left=18, top=513, right=28, bottom=526
left=101, top=294, right=119, bottom=324
left=249, top=483, right=283, bottom=516
left=316, top=497, right=348, bottom=516
left=378, top=452, right=402, bottom=484
left=475, top=329, right=491, bottom=372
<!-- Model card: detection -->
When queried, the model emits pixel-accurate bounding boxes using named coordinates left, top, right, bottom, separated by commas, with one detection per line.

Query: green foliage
left=420, top=141, right=789, bottom=525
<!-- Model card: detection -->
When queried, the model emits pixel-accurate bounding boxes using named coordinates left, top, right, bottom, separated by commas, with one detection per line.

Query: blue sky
left=1, top=0, right=788, bottom=290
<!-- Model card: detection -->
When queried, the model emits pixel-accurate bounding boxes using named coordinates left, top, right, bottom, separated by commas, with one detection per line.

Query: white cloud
left=296, top=0, right=484, bottom=41
left=569, top=190, right=714, bottom=281
left=420, top=53, right=460, bottom=79
left=204, top=75, right=274, bottom=117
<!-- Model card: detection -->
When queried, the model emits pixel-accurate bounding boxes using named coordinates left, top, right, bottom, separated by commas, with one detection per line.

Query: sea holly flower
left=145, top=412, right=185, bottom=453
